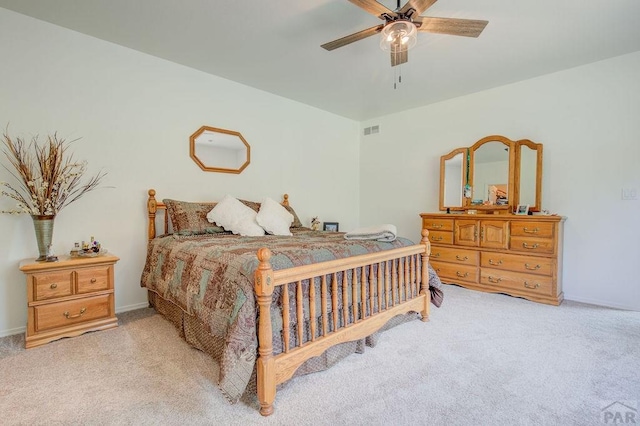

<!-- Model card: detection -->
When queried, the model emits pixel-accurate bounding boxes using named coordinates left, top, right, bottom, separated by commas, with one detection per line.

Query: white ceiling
left=2, top=0, right=640, bottom=121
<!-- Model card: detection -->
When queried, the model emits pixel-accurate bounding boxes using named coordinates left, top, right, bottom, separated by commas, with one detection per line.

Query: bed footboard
left=254, top=230, right=431, bottom=416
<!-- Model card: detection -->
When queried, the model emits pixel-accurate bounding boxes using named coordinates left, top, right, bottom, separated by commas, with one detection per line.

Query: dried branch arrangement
left=1, top=130, right=106, bottom=215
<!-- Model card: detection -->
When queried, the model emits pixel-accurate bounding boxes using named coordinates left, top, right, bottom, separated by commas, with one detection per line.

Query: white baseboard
left=564, top=295, right=639, bottom=311
left=115, top=302, right=150, bottom=313
left=1, top=302, right=150, bottom=338
left=0, top=326, right=26, bottom=338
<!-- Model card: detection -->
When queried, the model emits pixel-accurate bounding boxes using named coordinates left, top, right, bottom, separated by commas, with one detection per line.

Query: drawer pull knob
left=524, top=282, right=540, bottom=289
left=63, top=308, right=87, bottom=319
left=431, top=224, right=443, bottom=229
left=431, top=236, right=443, bottom=241
left=488, top=276, right=502, bottom=283
left=90, top=278, right=97, bottom=283
left=525, top=263, right=541, bottom=270
left=455, top=255, right=469, bottom=261
left=50, top=283, right=58, bottom=289
left=523, top=227, right=539, bottom=234
left=488, top=259, right=503, bottom=266
left=433, top=253, right=441, bottom=258
left=456, top=271, right=469, bottom=278
left=522, top=243, right=539, bottom=249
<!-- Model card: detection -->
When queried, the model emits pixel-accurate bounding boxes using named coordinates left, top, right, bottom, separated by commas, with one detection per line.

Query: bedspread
left=141, top=229, right=441, bottom=402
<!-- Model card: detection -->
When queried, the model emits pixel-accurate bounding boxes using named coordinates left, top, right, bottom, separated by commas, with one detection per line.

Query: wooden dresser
left=420, top=213, right=565, bottom=305
left=19, top=254, right=119, bottom=348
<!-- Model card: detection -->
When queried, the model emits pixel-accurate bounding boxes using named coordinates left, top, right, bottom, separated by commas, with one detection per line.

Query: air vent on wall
left=363, top=125, right=380, bottom=136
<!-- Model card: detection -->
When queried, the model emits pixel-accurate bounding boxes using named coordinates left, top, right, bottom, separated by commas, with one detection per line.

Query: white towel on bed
left=344, top=224, right=397, bottom=242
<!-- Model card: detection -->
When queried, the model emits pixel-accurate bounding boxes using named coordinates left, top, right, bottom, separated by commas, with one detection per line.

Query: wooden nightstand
left=19, top=254, right=119, bottom=349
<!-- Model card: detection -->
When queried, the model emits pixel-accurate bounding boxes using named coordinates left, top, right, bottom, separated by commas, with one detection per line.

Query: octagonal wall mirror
left=190, top=126, right=250, bottom=174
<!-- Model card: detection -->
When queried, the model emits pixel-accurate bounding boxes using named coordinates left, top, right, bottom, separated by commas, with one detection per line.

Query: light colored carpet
left=1, top=285, right=638, bottom=426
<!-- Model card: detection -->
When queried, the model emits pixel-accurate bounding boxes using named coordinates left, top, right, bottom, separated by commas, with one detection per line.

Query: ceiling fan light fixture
left=380, top=20, right=417, bottom=52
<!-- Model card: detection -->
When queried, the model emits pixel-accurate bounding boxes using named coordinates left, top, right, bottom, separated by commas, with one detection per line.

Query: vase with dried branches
left=1, top=130, right=106, bottom=261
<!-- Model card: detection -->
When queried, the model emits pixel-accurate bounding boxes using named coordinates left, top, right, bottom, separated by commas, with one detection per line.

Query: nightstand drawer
left=33, top=271, right=73, bottom=301
left=34, top=294, right=112, bottom=332
left=77, top=266, right=111, bottom=293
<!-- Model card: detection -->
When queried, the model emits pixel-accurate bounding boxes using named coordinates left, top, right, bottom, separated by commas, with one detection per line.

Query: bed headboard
left=146, top=189, right=290, bottom=241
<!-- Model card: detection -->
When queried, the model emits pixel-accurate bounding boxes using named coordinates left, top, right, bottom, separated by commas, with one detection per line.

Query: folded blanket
left=344, top=224, right=397, bottom=242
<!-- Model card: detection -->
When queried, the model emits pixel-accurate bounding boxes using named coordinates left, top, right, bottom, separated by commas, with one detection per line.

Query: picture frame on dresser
left=515, top=204, right=530, bottom=215
left=323, top=222, right=339, bottom=232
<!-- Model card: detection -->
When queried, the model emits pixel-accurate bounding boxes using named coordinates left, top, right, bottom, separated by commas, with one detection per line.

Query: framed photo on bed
left=323, top=222, right=339, bottom=232
left=515, top=204, right=530, bottom=215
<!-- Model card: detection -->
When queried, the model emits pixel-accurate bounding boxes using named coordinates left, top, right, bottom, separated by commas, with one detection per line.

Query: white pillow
left=256, top=197, right=294, bottom=236
left=206, top=195, right=265, bottom=236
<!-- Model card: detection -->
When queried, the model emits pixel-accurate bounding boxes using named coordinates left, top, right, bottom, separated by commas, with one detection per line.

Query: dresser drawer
left=33, top=294, right=112, bottom=332
left=430, top=246, right=479, bottom=266
left=32, top=271, right=73, bottom=301
left=480, top=269, right=553, bottom=296
left=428, top=230, right=454, bottom=245
left=511, top=221, right=554, bottom=238
left=431, top=261, right=478, bottom=284
left=510, top=236, right=555, bottom=254
left=76, top=266, right=111, bottom=293
left=480, top=252, right=554, bottom=276
left=422, top=218, right=454, bottom=232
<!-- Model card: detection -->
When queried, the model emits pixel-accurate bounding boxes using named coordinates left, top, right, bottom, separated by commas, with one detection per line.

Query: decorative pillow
left=256, top=197, right=294, bottom=236
left=206, top=195, right=265, bottom=236
left=240, top=199, right=304, bottom=229
left=163, top=199, right=226, bottom=235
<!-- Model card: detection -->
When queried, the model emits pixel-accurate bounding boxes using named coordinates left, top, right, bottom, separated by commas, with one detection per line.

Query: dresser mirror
left=439, top=148, right=466, bottom=210
left=439, top=135, right=542, bottom=213
left=189, top=126, right=251, bottom=174
left=469, top=136, right=515, bottom=211
left=514, top=139, right=543, bottom=212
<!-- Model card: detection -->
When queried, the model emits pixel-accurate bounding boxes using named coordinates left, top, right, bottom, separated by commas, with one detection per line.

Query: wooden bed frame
left=146, top=189, right=431, bottom=416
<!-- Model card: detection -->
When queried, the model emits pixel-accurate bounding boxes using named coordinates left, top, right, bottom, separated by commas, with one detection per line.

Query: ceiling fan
left=321, top=0, right=488, bottom=67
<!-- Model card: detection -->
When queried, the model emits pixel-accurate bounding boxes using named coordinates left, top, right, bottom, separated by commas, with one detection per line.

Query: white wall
left=0, top=9, right=360, bottom=336
left=360, top=51, right=640, bottom=310
left=1, top=8, right=638, bottom=338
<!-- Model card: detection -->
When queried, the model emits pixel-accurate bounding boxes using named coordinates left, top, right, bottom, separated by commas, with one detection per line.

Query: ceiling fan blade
left=321, top=24, right=384, bottom=51
left=348, top=0, right=395, bottom=19
left=399, top=0, right=437, bottom=17
left=414, top=16, right=488, bottom=38
left=390, top=46, right=408, bottom=67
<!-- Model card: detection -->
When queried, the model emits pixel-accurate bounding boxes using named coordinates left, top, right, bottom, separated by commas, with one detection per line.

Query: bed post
left=254, top=248, right=276, bottom=416
left=282, top=193, right=289, bottom=207
left=148, top=189, right=157, bottom=241
left=420, top=229, right=431, bottom=322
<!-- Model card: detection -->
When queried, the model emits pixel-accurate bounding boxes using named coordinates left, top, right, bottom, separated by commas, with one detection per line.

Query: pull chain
left=394, top=66, right=397, bottom=89
left=393, top=65, right=403, bottom=90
